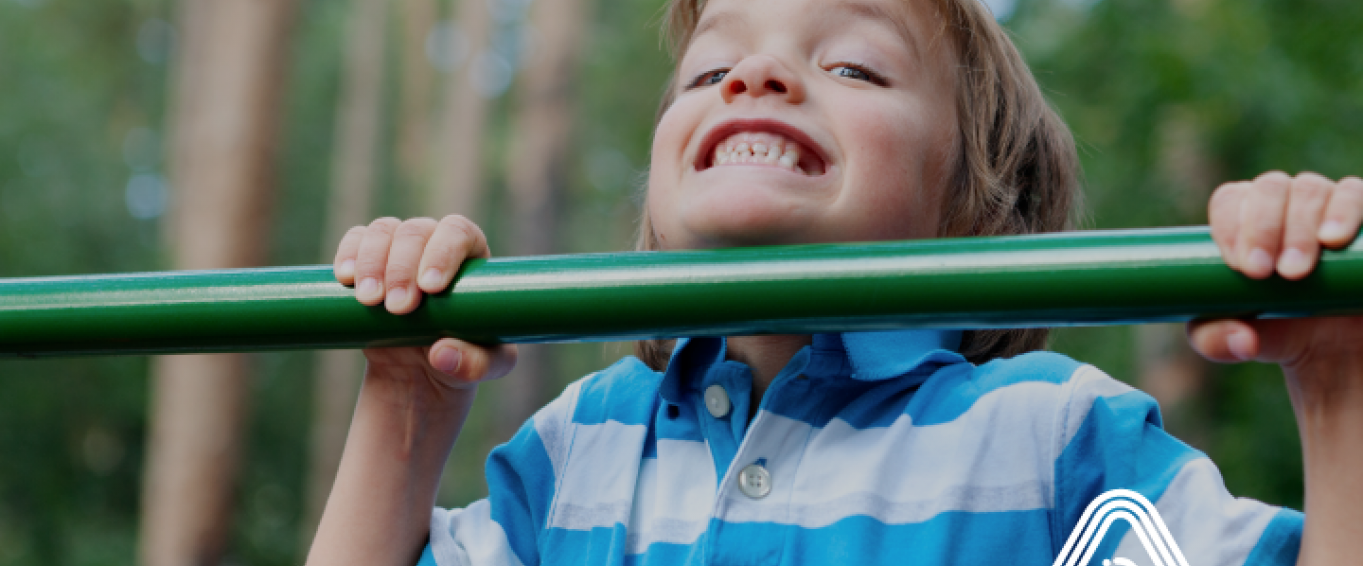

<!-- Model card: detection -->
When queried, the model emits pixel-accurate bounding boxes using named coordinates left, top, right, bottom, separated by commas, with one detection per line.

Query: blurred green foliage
left=0, top=0, right=1359, bottom=563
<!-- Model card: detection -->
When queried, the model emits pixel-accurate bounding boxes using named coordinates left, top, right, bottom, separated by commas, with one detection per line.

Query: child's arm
left=1190, top=172, right=1363, bottom=566
left=305, top=216, right=518, bottom=566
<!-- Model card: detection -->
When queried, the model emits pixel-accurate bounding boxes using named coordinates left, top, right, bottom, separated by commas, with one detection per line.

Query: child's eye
left=830, top=63, right=888, bottom=86
left=687, top=68, right=730, bottom=89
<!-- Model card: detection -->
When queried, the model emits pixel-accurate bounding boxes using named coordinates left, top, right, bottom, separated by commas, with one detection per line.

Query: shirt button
left=738, top=464, right=772, bottom=499
left=704, top=384, right=731, bottom=418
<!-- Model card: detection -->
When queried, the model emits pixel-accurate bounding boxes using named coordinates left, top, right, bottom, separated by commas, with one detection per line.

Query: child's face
left=647, top=0, right=960, bottom=250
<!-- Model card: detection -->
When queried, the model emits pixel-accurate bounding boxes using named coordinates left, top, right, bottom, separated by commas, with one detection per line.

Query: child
left=306, top=0, right=1363, bottom=564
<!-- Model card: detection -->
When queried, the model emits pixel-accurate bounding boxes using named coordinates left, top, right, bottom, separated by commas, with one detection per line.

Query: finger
left=333, top=226, right=367, bottom=285
left=1276, top=173, right=1333, bottom=280
left=1319, top=176, right=1363, bottom=249
left=353, top=217, right=401, bottom=305
left=1236, top=172, right=1291, bottom=279
left=416, top=215, right=492, bottom=295
left=1208, top=182, right=1249, bottom=270
left=1187, top=318, right=1258, bottom=363
left=383, top=218, right=438, bottom=314
left=428, top=338, right=518, bottom=383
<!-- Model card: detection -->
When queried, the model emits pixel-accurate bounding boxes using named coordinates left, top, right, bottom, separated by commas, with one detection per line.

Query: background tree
left=498, top=0, right=593, bottom=437
left=137, top=1, right=298, bottom=565
left=299, top=0, right=389, bottom=548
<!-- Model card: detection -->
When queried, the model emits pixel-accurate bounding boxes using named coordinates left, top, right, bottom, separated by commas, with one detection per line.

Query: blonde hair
left=636, top=0, right=1082, bottom=370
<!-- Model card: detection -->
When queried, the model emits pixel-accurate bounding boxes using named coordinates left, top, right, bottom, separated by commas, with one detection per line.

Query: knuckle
left=369, top=217, right=401, bottom=233
left=1256, top=170, right=1292, bottom=185
left=1290, top=173, right=1332, bottom=197
left=440, top=213, right=471, bottom=227
left=385, top=262, right=416, bottom=285
left=442, top=215, right=485, bottom=245
left=395, top=218, right=435, bottom=239
left=1338, top=177, right=1363, bottom=197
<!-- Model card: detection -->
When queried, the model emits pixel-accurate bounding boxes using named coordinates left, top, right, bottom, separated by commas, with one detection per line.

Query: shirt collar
left=657, top=329, right=965, bottom=404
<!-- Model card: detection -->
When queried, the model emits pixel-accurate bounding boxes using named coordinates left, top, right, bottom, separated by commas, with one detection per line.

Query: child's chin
left=681, top=199, right=817, bottom=248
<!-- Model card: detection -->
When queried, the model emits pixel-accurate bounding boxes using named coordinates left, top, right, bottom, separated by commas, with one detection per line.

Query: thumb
left=1187, top=318, right=1259, bottom=363
left=1187, top=317, right=1304, bottom=364
left=428, top=339, right=518, bottom=385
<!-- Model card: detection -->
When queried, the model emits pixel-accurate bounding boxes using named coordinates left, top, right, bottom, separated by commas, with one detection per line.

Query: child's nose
left=720, top=55, right=806, bottom=104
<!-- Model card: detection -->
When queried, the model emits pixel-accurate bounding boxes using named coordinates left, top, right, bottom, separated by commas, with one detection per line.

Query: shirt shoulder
left=909, top=350, right=1125, bottom=427
left=558, top=355, right=663, bottom=426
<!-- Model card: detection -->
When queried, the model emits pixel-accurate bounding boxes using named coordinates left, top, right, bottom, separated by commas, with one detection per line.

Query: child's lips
left=694, top=118, right=830, bottom=177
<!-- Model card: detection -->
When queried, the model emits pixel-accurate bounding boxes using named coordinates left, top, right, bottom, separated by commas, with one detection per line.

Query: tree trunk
left=500, top=0, right=590, bottom=436
left=430, top=0, right=494, bottom=216
left=298, top=0, right=388, bottom=551
left=138, top=1, right=295, bottom=565
left=396, top=0, right=438, bottom=195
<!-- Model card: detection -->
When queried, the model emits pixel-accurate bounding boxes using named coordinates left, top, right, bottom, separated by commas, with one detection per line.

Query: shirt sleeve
left=427, top=379, right=584, bottom=566
left=1052, top=365, right=1302, bottom=566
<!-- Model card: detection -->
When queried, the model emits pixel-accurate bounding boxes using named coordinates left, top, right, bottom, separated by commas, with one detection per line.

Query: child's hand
left=1189, top=172, right=1363, bottom=387
left=333, top=215, right=516, bottom=393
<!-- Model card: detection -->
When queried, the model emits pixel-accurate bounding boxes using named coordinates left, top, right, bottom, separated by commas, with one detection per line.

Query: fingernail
left=433, top=347, right=462, bottom=374
left=1246, top=248, right=1274, bottom=276
left=1319, top=220, right=1350, bottom=242
left=357, top=277, right=380, bottom=300
left=1227, top=330, right=1255, bottom=361
left=420, top=268, right=443, bottom=290
left=1276, top=247, right=1311, bottom=277
left=385, top=286, right=408, bottom=309
left=337, top=259, right=355, bottom=279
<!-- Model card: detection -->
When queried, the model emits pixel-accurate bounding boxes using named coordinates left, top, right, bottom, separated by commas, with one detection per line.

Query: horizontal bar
left=3, top=226, right=1363, bottom=358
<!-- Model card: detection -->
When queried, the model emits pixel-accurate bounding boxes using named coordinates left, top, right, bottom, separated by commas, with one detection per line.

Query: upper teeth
left=713, top=132, right=805, bottom=173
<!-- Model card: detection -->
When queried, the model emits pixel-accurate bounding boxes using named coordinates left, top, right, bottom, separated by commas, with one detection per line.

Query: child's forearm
left=305, top=373, right=476, bottom=566
left=1286, top=361, right=1363, bottom=566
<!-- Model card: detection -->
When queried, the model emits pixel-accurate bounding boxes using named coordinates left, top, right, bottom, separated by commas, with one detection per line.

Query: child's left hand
left=1188, top=172, right=1363, bottom=396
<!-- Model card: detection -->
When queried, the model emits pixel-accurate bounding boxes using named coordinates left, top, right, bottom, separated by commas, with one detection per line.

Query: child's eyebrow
left=691, top=0, right=924, bottom=64
left=819, top=0, right=924, bottom=62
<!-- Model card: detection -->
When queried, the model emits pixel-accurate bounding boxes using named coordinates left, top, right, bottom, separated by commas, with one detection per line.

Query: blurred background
left=0, top=0, right=1359, bottom=563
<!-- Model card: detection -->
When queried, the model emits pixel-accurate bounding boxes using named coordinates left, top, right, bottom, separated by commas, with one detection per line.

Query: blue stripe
left=572, top=357, right=663, bottom=425
left=911, top=352, right=1084, bottom=427
left=542, top=525, right=632, bottom=566
left=614, top=510, right=1054, bottom=566
left=486, top=422, right=556, bottom=566
left=1243, top=508, right=1302, bottom=566
left=415, top=543, right=436, bottom=566
left=1053, top=387, right=1200, bottom=558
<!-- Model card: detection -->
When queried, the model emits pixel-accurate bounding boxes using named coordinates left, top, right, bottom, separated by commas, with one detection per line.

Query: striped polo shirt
left=419, top=329, right=1302, bottom=566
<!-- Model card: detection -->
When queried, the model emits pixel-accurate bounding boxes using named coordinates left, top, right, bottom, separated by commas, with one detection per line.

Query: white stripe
left=547, top=420, right=649, bottom=530
left=1115, top=458, right=1279, bottom=566
left=533, top=378, right=585, bottom=482
left=717, top=368, right=1141, bottom=528
left=1058, top=365, right=1136, bottom=456
left=716, top=376, right=1087, bottom=527
left=430, top=501, right=527, bottom=566
left=626, top=439, right=718, bottom=553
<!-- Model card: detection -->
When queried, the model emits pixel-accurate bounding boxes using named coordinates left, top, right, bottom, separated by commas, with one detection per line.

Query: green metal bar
left=3, top=226, right=1363, bottom=358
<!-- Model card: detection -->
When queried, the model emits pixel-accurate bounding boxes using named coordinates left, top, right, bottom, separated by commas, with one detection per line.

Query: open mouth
left=696, top=120, right=829, bottom=176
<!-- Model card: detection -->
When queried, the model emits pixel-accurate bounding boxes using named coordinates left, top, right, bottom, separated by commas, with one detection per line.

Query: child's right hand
left=333, top=215, right=517, bottom=391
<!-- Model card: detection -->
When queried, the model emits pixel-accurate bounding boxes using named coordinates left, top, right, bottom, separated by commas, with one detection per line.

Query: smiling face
left=646, top=0, right=961, bottom=250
